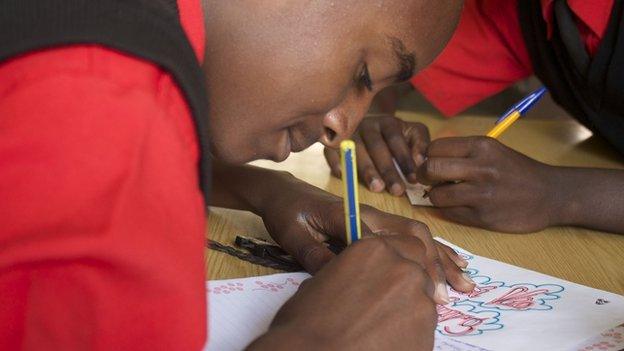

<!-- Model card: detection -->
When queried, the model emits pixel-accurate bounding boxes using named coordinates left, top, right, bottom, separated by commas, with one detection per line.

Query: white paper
left=205, top=239, right=624, bottom=351
left=205, top=272, right=486, bottom=351
left=436, top=238, right=624, bottom=351
left=393, top=158, right=433, bottom=206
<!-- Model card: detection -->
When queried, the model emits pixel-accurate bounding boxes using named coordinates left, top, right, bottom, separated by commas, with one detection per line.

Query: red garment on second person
left=412, top=0, right=614, bottom=116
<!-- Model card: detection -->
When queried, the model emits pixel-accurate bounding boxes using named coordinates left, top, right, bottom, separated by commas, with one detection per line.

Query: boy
left=325, top=0, right=624, bottom=234
left=0, top=0, right=473, bottom=350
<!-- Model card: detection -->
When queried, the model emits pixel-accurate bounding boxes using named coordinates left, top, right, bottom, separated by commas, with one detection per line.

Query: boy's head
left=202, top=0, right=463, bottom=163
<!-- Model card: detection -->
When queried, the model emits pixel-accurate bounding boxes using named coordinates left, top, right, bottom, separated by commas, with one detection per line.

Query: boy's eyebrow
left=388, top=36, right=417, bottom=83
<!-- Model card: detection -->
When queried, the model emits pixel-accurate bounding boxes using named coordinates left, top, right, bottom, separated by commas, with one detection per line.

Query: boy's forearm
left=550, top=166, right=624, bottom=233
left=209, top=159, right=299, bottom=215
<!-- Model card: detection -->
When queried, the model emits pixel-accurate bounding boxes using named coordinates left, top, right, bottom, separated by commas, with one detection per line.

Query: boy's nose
left=320, top=109, right=351, bottom=148
left=320, top=96, right=372, bottom=149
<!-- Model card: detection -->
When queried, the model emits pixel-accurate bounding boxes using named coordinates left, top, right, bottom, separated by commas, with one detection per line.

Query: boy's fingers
left=437, top=242, right=469, bottom=268
left=437, top=244, right=475, bottom=293
left=355, top=140, right=386, bottom=192
left=374, top=234, right=436, bottom=301
left=407, top=123, right=430, bottom=168
left=323, top=147, right=342, bottom=178
left=380, top=121, right=418, bottom=183
left=402, top=222, right=449, bottom=305
left=361, top=125, right=405, bottom=196
left=286, top=237, right=336, bottom=274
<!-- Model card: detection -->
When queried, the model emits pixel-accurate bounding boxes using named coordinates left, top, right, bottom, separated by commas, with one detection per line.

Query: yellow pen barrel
left=340, top=140, right=361, bottom=244
left=487, top=111, right=522, bottom=139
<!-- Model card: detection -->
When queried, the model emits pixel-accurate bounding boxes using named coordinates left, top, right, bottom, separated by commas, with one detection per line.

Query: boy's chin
left=208, top=143, right=254, bottom=165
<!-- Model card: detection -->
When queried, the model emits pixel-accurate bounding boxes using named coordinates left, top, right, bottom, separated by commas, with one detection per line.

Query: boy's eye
left=359, top=64, right=373, bottom=92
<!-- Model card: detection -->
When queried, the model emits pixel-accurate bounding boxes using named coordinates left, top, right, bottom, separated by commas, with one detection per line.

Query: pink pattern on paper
left=575, top=325, right=624, bottom=351
left=208, top=282, right=244, bottom=295
left=253, top=277, right=300, bottom=292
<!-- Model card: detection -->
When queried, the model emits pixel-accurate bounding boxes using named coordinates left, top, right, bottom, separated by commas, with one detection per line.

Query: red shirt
left=412, top=0, right=614, bottom=116
left=0, top=1, right=208, bottom=350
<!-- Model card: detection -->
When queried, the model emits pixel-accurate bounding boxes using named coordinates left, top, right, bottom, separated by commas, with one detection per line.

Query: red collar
left=540, top=0, right=614, bottom=39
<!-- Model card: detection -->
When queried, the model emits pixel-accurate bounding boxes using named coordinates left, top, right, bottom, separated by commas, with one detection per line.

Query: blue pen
left=496, top=87, right=548, bottom=124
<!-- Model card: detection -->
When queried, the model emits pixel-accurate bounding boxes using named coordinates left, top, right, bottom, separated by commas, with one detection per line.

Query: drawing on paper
left=438, top=248, right=565, bottom=337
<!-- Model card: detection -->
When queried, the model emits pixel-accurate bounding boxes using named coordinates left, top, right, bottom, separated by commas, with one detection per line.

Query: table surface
left=206, top=112, right=624, bottom=295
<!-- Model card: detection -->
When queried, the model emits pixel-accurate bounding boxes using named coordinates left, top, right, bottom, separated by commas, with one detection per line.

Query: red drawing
left=437, top=304, right=488, bottom=336
left=487, top=286, right=551, bottom=310
left=452, top=285, right=499, bottom=298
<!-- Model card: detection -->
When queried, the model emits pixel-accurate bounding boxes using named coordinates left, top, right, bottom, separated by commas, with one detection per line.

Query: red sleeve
left=411, top=0, right=533, bottom=116
left=0, top=48, right=206, bottom=350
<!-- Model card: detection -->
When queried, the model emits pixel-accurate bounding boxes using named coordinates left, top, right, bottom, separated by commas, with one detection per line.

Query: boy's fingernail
left=462, top=273, right=475, bottom=285
left=415, top=154, right=425, bottom=166
left=369, top=178, right=385, bottom=192
left=389, top=183, right=403, bottom=196
left=458, top=257, right=469, bottom=268
left=435, top=282, right=450, bottom=304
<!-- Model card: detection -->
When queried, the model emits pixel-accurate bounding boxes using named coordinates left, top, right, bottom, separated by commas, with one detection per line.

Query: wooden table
left=206, top=112, right=624, bottom=295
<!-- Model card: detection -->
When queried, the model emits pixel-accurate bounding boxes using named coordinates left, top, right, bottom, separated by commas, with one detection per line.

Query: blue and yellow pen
left=340, top=140, right=362, bottom=244
left=487, top=86, right=548, bottom=138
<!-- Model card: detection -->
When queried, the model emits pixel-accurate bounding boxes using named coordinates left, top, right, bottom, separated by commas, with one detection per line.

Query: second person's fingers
left=427, top=182, right=480, bottom=208
left=438, top=206, right=481, bottom=228
left=417, top=157, right=483, bottom=185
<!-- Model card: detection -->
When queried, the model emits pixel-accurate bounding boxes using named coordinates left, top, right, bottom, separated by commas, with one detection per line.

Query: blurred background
left=372, top=77, right=570, bottom=120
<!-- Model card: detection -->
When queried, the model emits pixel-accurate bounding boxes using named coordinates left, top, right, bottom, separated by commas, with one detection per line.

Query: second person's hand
left=417, top=136, right=560, bottom=233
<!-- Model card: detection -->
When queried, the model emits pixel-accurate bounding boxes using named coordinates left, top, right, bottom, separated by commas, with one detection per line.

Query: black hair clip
left=206, top=236, right=303, bottom=272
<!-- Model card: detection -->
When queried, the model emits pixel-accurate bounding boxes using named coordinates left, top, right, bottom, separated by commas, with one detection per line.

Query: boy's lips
left=272, top=127, right=318, bottom=161
left=288, top=126, right=318, bottom=153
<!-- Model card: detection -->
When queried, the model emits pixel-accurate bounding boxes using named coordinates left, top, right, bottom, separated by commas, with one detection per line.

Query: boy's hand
left=259, top=177, right=475, bottom=304
left=419, top=136, right=560, bottom=233
left=323, top=115, right=430, bottom=196
left=248, top=234, right=439, bottom=351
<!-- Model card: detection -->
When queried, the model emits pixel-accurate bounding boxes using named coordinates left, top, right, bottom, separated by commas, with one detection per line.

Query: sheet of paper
left=435, top=238, right=624, bottom=351
left=393, top=159, right=433, bottom=206
left=205, top=239, right=624, bottom=351
left=205, top=272, right=486, bottom=351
